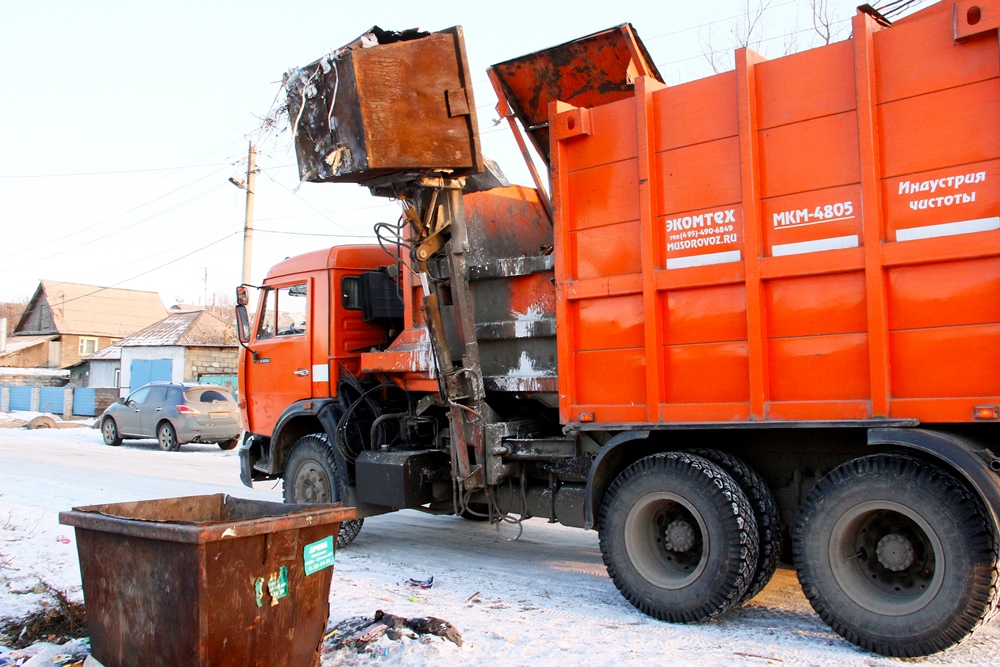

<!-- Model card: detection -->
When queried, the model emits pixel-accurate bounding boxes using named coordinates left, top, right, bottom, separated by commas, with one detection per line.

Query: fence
left=0, top=386, right=119, bottom=417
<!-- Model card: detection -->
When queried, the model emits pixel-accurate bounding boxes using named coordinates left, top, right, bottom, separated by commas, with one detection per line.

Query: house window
left=79, top=337, right=98, bottom=356
left=114, top=368, right=121, bottom=388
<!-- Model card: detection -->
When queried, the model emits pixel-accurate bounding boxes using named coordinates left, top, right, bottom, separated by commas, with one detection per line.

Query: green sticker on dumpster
left=267, top=566, right=289, bottom=605
left=303, top=536, right=335, bottom=575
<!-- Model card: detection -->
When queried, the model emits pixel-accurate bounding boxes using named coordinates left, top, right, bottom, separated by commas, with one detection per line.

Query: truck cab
left=236, top=245, right=398, bottom=481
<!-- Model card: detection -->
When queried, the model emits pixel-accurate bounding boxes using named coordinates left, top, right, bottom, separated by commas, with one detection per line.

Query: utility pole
left=241, top=142, right=257, bottom=286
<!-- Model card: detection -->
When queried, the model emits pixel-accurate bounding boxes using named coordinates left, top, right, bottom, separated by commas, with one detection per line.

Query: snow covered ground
left=2, top=419, right=1000, bottom=665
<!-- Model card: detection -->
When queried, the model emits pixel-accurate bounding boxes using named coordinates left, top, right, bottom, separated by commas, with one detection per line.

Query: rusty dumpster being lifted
left=59, top=494, right=355, bottom=667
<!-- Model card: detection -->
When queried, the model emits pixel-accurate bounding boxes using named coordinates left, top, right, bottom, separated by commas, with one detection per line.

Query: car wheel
left=794, top=454, right=1000, bottom=657
left=157, top=422, right=180, bottom=452
left=283, top=433, right=364, bottom=547
left=102, top=418, right=122, bottom=446
left=218, top=437, right=239, bottom=450
left=598, top=452, right=759, bottom=623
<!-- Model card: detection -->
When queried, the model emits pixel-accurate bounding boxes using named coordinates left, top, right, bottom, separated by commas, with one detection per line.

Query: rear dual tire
left=794, top=454, right=1000, bottom=657
left=598, top=452, right=759, bottom=623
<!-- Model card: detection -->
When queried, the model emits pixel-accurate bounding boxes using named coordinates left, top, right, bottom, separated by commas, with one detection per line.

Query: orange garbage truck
left=235, top=3, right=1000, bottom=656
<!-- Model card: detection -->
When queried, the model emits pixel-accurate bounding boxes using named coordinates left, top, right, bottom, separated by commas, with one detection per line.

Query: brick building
left=116, top=309, right=238, bottom=397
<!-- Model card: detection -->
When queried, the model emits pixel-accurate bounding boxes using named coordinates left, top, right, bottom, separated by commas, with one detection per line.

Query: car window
left=185, top=388, right=233, bottom=404
left=146, top=386, right=169, bottom=404
left=127, top=387, right=151, bottom=404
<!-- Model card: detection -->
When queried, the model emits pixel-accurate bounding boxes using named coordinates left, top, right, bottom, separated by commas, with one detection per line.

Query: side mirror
left=235, top=304, right=251, bottom=344
left=117, top=397, right=126, bottom=405
left=236, top=285, right=249, bottom=306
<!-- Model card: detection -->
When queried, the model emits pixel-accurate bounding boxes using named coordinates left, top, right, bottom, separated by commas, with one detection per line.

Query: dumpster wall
left=551, top=2, right=1000, bottom=425
left=60, top=495, right=354, bottom=667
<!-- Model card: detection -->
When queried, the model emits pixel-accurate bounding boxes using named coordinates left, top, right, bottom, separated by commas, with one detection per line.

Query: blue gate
left=73, top=387, right=97, bottom=416
left=39, top=387, right=65, bottom=414
left=130, top=359, right=173, bottom=389
left=9, top=386, right=32, bottom=411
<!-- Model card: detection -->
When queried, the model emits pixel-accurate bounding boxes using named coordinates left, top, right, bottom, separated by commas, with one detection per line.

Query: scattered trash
left=405, top=576, right=433, bottom=589
left=0, top=638, right=93, bottom=667
left=0, top=585, right=87, bottom=650
left=54, top=538, right=70, bottom=546
left=324, top=609, right=463, bottom=653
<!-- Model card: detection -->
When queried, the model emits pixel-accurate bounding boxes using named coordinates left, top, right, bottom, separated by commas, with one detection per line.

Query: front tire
left=102, top=418, right=121, bottom=446
left=794, top=454, right=1000, bottom=657
left=598, top=452, right=759, bottom=623
left=283, top=433, right=364, bottom=547
left=157, top=422, right=180, bottom=452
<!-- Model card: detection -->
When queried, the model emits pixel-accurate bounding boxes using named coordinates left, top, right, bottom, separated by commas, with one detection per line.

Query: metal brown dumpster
left=58, top=494, right=355, bottom=667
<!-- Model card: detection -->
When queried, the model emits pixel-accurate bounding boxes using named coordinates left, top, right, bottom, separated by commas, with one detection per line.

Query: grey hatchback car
left=100, top=382, right=242, bottom=452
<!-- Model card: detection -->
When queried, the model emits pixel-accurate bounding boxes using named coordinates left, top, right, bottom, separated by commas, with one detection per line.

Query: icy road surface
left=2, top=422, right=999, bottom=666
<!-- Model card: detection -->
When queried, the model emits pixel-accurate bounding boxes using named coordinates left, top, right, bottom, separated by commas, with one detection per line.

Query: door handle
left=294, top=368, right=310, bottom=376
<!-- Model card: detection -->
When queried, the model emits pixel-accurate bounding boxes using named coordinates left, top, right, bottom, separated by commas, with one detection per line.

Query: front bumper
left=239, top=434, right=269, bottom=487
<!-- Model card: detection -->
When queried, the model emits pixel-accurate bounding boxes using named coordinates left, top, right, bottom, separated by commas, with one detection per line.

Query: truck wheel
left=794, top=454, right=1000, bottom=657
left=283, top=433, right=364, bottom=547
left=688, top=448, right=781, bottom=604
left=598, top=452, right=759, bottom=623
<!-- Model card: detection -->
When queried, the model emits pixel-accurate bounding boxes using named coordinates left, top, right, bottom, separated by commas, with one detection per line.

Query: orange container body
left=550, top=1, right=1000, bottom=426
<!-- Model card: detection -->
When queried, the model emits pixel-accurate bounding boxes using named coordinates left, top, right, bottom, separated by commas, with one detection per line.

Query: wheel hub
left=663, top=519, right=696, bottom=552
left=876, top=533, right=915, bottom=572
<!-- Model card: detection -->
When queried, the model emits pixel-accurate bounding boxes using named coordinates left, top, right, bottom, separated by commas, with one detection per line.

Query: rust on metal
left=59, top=494, right=355, bottom=667
left=286, top=26, right=483, bottom=185
left=488, top=24, right=662, bottom=166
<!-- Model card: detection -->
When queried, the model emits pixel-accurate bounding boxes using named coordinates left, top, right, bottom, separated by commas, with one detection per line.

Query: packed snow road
left=2, top=424, right=999, bottom=665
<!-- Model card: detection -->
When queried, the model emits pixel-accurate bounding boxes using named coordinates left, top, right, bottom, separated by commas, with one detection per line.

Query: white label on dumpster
left=304, top=536, right=335, bottom=575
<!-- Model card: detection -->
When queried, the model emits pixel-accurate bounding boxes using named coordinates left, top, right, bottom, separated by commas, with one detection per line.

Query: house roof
left=118, top=310, right=237, bottom=348
left=14, top=281, right=167, bottom=338
left=0, top=334, right=57, bottom=358
left=87, top=345, right=122, bottom=361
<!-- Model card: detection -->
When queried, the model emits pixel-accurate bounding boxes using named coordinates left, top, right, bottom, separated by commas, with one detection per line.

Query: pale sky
left=0, top=1, right=902, bottom=309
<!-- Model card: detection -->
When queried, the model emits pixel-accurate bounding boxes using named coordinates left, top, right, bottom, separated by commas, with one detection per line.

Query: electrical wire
left=0, top=162, right=234, bottom=262
left=0, top=161, right=232, bottom=179
left=28, top=231, right=240, bottom=308
left=3, top=181, right=229, bottom=271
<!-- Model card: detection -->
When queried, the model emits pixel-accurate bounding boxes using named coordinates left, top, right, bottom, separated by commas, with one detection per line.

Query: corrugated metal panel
left=9, top=386, right=32, bottom=411
left=130, top=359, right=173, bottom=387
left=39, top=386, right=65, bottom=414
left=74, top=387, right=96, bottom=416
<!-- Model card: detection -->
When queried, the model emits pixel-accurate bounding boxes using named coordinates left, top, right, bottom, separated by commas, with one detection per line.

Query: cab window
left=256, top=284, right=307, bottom=339
left=276, top=284, right=307, bottom=336
left=256, top=288, right=275, bottom=340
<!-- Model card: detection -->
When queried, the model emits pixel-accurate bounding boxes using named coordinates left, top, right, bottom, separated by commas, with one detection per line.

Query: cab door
left=244, top=280, right=312, bottom=436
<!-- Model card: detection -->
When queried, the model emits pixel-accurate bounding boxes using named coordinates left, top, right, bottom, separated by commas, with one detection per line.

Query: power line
left=37, top=232, right=241, bottom=308
left=0, top=138, right=244, bottom=245
left=0, top=164, right=233, bottom=262
left=255, top=228, right=373, bottom=239
left=0, top=161, right=233, bottom=179
left=3, top=181, right=229, bottom=271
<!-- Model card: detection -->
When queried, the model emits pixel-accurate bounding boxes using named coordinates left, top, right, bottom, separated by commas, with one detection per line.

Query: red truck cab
left=237, top=245, right=393, bottom=441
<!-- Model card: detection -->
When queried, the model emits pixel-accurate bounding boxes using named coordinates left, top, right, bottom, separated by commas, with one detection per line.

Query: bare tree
left=810, top=0, right=838, bottom=45
left=700, top=0, right=774, bottom=73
